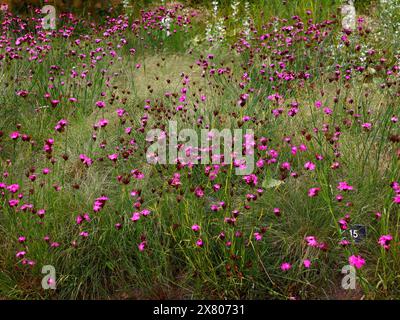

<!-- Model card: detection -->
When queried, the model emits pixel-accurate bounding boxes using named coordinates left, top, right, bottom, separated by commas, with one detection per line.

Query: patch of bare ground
left=326, top=277, right=364, bottom=300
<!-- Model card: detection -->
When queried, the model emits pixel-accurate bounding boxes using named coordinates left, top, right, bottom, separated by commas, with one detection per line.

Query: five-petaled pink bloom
left=191, top=224, right=200, bottom=232
left=348, top=255, right=365, bottom=269
left=280, top=262, right=292, bottom=271
left=378, top=235, right=392, bottom=250
left=337, top=181, right=354, bottom=191
left=308, top=187, right=320, bottom=197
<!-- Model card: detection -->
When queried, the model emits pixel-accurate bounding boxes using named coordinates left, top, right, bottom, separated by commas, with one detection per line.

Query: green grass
left=0, top=0, right=399, bottom=300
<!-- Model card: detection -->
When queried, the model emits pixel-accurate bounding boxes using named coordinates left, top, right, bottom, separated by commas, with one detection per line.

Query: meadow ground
left=0, top=0, right=399, bottom=299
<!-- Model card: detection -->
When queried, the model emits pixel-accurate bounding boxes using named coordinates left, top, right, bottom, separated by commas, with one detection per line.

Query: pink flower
left=130, top=212, right=140, bottom=222
left=378, top=234, right=393, bottom=250
left=243, top=174, right=258, bottom=186
left=281, top=162, right=291, bottom=170
left=96, top=119, right=108, bottom=128
left=305, top=236, right=319, bottom=247
left=254, top=232, right=263, bottom=241
left=273, top=208, right=281, bottom=217
left=337, top=181, right=354, bottom=191
left=339, top=219, right=348, bottom=230
left=339, top=239, right=351, bottom=247
left=280, top=262, right=292, bottom=271
left=361, top=122, right=372, bottom=131
left=117, top=109, right=126, bottom=117
left=308, top=187, right=320, bottom=197
left=194, top=187, right=204, bottom=198
left=76, top=215, right=83, bottom=225
left=16, top=251, right=26, bottom=258
left=348, top=255, right=365, bottom=269
left=191, top=224, right=200, bottom=232
left=303, top=259, right=311, bottom=268
left=196, top=239, right=203, bottom=247
left=131, top=169, right=145, bottom=180
left=138, top=241, right=147, bottom=251
left=213, top=184, right=221, bottom=192
left=54, top=119, right=68, bottom=132
left=96, top=101, right=106, bottom=108
left=108, top=154, right=118, bottom=162
left=7, top=184, right=19, bottom=193
left=79, top=154, right=93, bottom=167
left=141, top=209, right=151, bottom=216
left=10, top=131, right=20, bottom=140
left=304, top=161, right=316, bottom=171
left=93, top=196, right=108, bottom=212
left=115, top=223, right=122, bottom=230
left=9, top=199, right=19, bottom=207
left=47, top=278, right=56, bottom=286
left=169, top=173, right=181, bottom=187
left=50, top=100, right=60, bottom=108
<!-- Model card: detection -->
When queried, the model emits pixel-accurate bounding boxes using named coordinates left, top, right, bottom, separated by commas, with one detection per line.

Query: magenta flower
left=96, top=100, right=106, bottom=108
left=304, top=161, right=316, bottom=171
left=339, top=219, right=348, bottom=230
left=169, top=173, right=181, bottom=187
left=130, top=212, right=140, bottom=222
left=116, top=109, right=126, bottom=117
left=194, top=187, right=204, bottom=198
left=339, top=239, right=351, bottom=247
left=8, top=199, right=19, bottom=207
left=243, top=174, right=258, bottom=186
left=93, top=196, right=108, bottom=212
left=337, top=182, right=354, bottom=191
left=305, top=236, right=319, bottom=247
left=54, top=119, right=68, bottom=132
left=191, top=224, right=200, bottom=232
left=196, top=239, right=203, bottom=247
left=378, top=235, right=393, bottom=250
left=361, top=122, right=372, bottom=131
left=273, top=208, right=281, bottom=217
left=108, top=154, right=118, bottom=162
left=281, top=162, right=291, bottom=170
left=348, top=255, right=365, bottom=269
left=50, top=100, right=60, bottom=108
left=138, top=241, right=147, bottom=252
left=10, top=131, right=20, bottom=140
left=16, top=251, right=26, bottom=259
left=308, top=187, right=320, bottom=197
left=254, top=232, right=263, bottom=241
left=280, top=262, right=292, bottom=271
left=7, top=184, right=19, bottom=193
left=50, top=242, right=60, bottom=248
left=18, top=236, right=26, bottom=243
left=79, top=154, right=93, bottom=167
left=141, top=209, right=151, bottom=216
left=303, top=259, right=311, bottom=268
